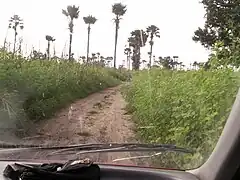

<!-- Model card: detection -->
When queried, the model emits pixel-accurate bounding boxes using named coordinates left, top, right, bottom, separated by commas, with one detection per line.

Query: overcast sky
left=0, top=0, right=210, bottom=67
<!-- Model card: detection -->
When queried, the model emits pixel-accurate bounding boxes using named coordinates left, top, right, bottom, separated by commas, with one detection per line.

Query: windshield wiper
left=0, top=142, right=194, bottom=156
left=112, top=152, right=163, bottom=162
left=67, top=143, right=193, bottom=156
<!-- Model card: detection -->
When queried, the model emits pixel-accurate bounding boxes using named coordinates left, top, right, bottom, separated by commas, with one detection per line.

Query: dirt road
left=0, top=86, right=145, bottom=165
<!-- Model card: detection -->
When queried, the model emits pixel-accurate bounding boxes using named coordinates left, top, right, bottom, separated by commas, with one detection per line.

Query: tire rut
left=0, top=86, right=145, bottom=166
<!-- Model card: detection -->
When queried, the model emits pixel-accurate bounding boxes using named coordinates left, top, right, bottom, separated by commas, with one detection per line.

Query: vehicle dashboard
left=0, top=161, right=198, bottom=180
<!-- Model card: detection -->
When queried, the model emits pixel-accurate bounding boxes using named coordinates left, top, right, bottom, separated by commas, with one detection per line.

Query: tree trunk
left=126, top=55, right=129, bottom=70
left=136, top=47, right=141, bottom=70
left=132, top=46, right=141, bottom=70
left=127, top=54, right=131, bottom=70
left=53, top=43, right=56, bottom=57
left=47, top=41, right=50, bottom=60
left=129, top=55, right=131, bottom=70
left=113, top=19, right=119, bottom=68
left=149, top=43, right=153, bottom=68
left=87, top=24, right=91, bottom=63
left=19, top=42, right=22, bottom=56
left=69, top=33, right=72, bottom=61
left=13, top=30, right=17, bottom=56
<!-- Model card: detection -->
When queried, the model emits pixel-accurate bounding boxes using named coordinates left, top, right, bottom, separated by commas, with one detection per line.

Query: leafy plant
left=123, top=68, right=239, bottom=169
left=0, top=52, right=127, bottom=133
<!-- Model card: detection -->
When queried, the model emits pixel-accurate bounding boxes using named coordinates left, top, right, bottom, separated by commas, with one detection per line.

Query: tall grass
left=123, top=68, right=239, bottom=169
left=0, top=53, right=127, bottom=133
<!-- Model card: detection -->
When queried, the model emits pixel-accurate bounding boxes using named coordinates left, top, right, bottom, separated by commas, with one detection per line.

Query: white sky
left=0, top=0, right=210, bottom=67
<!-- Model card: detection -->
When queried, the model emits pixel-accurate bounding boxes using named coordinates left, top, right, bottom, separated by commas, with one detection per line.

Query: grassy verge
left=0, top=54, right=127, bottom=134
left=122, top=68, right=239, bottom=169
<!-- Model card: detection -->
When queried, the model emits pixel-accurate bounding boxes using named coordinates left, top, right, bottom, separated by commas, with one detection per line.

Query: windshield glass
left=0, top=0, right=239, bottom=170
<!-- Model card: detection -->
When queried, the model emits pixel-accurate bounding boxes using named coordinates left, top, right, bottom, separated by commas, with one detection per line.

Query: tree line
left=193, top=0, right=240, bottom=69
left=4, top=3, right=207, bottom=70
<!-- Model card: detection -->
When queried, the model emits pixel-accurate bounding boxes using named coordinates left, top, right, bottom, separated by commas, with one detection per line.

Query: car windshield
left=0, top=0, right=239, bottom=170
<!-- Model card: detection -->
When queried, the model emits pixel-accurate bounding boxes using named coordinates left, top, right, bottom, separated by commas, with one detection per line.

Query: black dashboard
left=0, top=161, right=199, bottom=180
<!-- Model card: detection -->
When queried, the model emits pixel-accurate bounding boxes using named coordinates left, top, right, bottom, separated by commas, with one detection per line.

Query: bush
left=123, top=68, right=239, bottom=169
left=0, top=55, right=123, bottom=129
left=106, top=67, right=131, bottom=81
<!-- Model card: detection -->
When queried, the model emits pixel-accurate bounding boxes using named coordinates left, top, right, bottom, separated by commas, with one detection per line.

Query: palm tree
left=62, top=5, right=80, bottom=60
left=167, top=56, right=176, bottom=69
left=179, top=62, right=184, bottom=70
left=45, top=35, right=55, bottom=60
left=91, top=53, right=97, bottom=62
left=100, top=56, right=104, bottom=61
left=78, top=56, right=85, bottom=63
left=173, top=56, right=179, bottom=69
left=128, top=29, right=148, bottom=70
left=18, top=37, right=23, bottom=55
left=81, top=56, right=86, bottom=63
left=122, top=59, right=126, bottom=67
left=32, top=50, right=46, bottom=60
left=153, top=55, right=156, bottom=64
left=53, top=42, right=56, bottom=57
left=124, top=47, right=131, bottom=69
left=142, top=59, right=147, bottom=69
left=100, top=56, right=105, bottom=65
left=96, top=52, right=100, bottom=61
left=83, top=15, right=97, bottom=62
left=146, top=25, right=160, bottom=68
left=193, top=61, right=199, bottom=70
left=106, top=56, right=113, bottom=67
left=159, top=56, right=173, bottom=69
left=112, top=3, right=127, bottom=68
left=198, top=62, right=205, bottom=69
left=8, top=15, right=24, bottom=56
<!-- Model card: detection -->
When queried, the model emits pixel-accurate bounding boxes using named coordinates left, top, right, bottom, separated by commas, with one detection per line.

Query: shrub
left=123, top=68, right=239, bottom=169
left=0, top=55, right=123, bottom=132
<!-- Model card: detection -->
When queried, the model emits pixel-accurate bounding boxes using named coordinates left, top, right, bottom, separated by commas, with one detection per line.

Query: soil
left=0, top=86, right=148, bottom=166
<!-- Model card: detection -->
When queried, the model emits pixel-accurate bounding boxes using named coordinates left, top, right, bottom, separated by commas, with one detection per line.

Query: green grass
left=0, top=53, right=127, bottom=133
left=122, top=68, right=240, bottom=169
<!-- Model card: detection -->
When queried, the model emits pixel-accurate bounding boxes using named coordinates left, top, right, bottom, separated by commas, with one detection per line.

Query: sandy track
left=0, top=86, right=142, bottom=165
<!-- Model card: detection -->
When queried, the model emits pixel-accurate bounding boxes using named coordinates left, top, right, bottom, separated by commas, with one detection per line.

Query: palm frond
left=67, top=5, right=80, bottom=19
left=146, top=25, right=160, bottom=38
left=45, top=35, right=55, bottom=41
left=83, top=15, right=97, bottom=24
left=62, top=9, right=69, bottom=17
left=112, top=3, right=127, bottom=17
left=128, top=30, right=148, bottom=47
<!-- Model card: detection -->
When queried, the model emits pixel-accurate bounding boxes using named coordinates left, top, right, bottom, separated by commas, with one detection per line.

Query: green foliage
left=193, top=1, right=240, bottom=68
left=193, top=0, right=240, bottom=48
left=208, top=39, right=240, bottom=68
left=106, top=68, right=130, bottom=81
left=128, top=30, right=148, bottom=70
left=0, top=54, right=124, bottom=127
left=123, top=68, right=239, bottom=169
